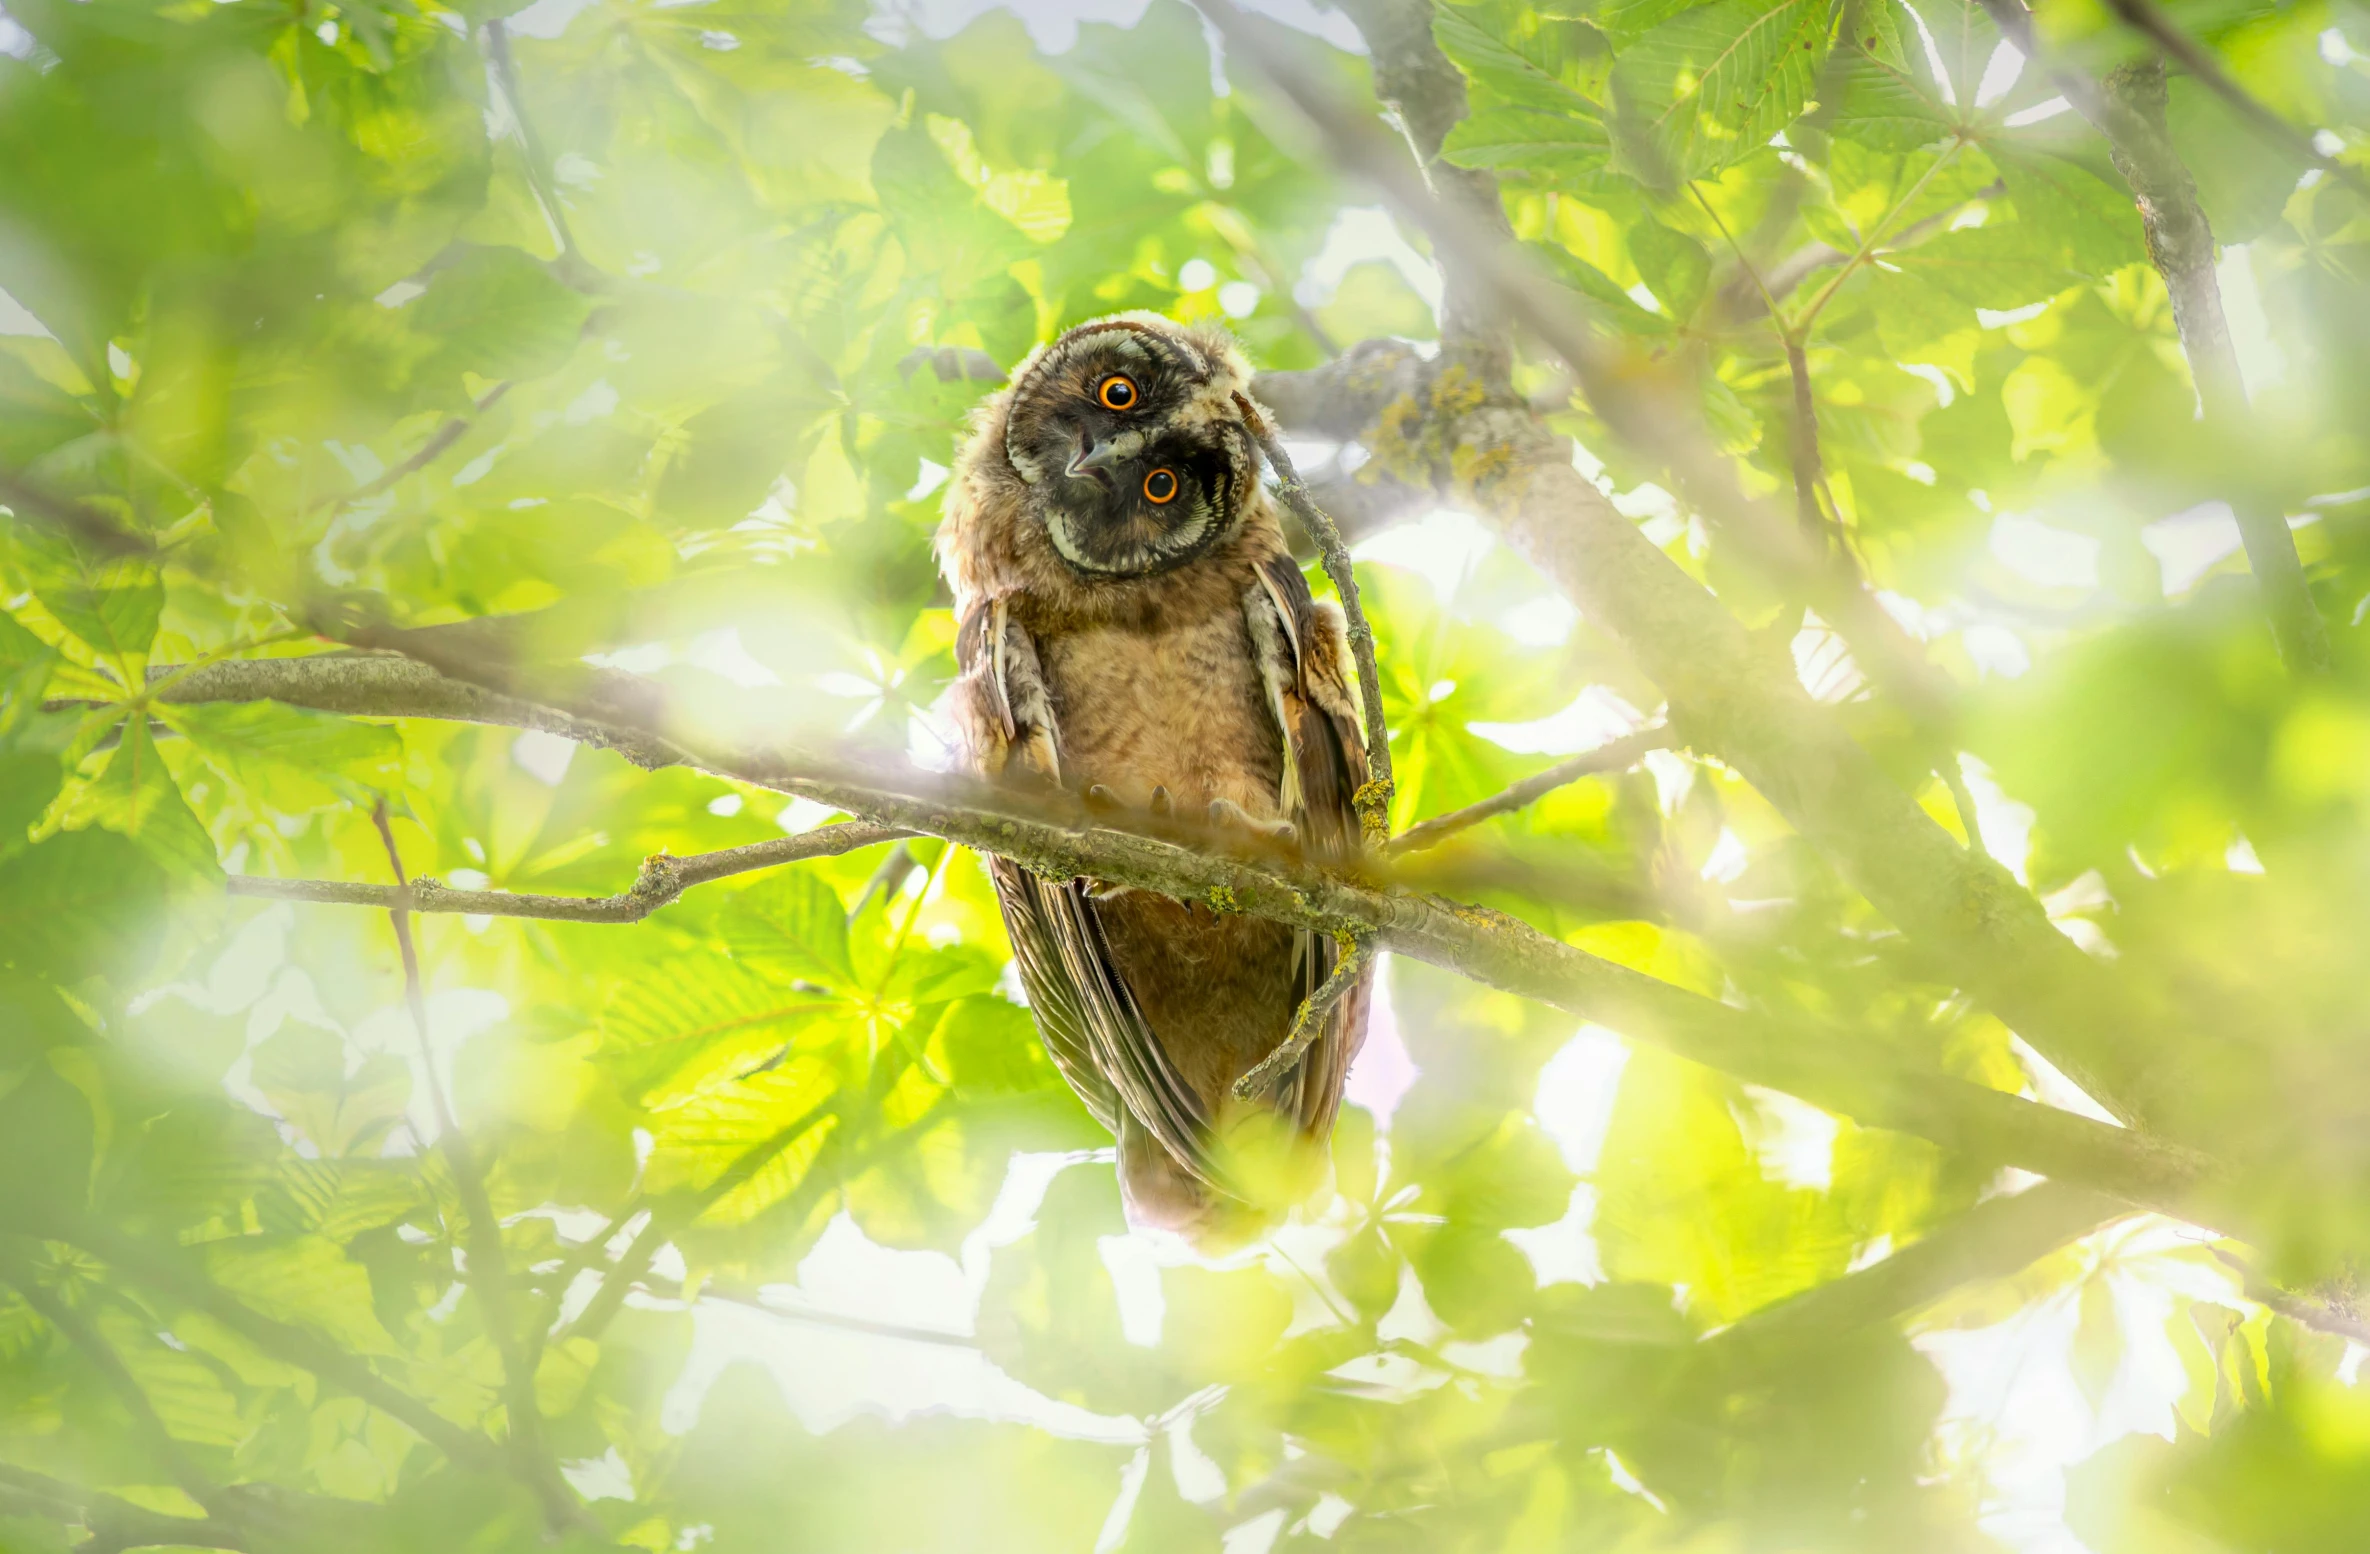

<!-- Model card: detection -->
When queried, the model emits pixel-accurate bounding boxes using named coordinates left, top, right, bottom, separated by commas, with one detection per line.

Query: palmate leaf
left=1433, top=6, right=1602, bottom=114
left=203, top=1234, right=398, bottom=1357
left=412, top=245, right=594, bottom=385
left=162, top=701, right=403, bottom=814
left=641, top=1056, right=841, bottom=1222
left=0, top=827, right=168, bottom=982
left=25, top=551, right=162, bottom=666
left=73, top=718, right=221, bottom=886
left=1618, top=0, right=1830, bottom=179
left=718, top=868, right=857, bottom=990
left=92, top=1304, right=247, bottom=1449
left=249, top=1025, right=413, bottom=1159
left=1442, top=107, right=1614, bottom=177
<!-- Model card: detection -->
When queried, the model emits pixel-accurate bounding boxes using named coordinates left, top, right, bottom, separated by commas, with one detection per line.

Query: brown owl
left=935, top=313, right=1373, bottom=1241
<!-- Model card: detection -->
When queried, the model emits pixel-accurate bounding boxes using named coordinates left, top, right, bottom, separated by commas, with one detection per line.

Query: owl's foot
left=1208, top=796, right=1297, bottom=844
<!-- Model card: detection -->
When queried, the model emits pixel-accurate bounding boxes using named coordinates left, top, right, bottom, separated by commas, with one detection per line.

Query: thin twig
left=368, top=802, right=582, bottom=1535
left=1, top=1268, right=222, bottom=1515
left=1234, top=938, right=1377, bottom=1099
left=0, top=469, right=152, bottom=556
left=229, top=821, right=906, bottom=922
left=555, top=1105, right=838, bottom=1347
left=0, top=1464, right=245, bottom=1554
left=312, top=381, right=513, bottom=515
left=482, top=21, right=583, bottom=268
left=1236, top=395, right=1395, bottom=842
left=2099, top=0, right=2370, bottom=202
left=1386, top=727, right=1667, bottom=856
left=1974, top=0, right=2329, bottom=675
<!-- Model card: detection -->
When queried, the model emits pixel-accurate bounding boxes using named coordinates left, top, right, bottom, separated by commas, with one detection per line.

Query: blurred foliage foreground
left=8, top=0, right=2370, bottom=1549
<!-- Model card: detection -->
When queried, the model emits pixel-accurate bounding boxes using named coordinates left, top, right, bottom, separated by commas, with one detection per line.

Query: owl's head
left=998, top=314, right=1257, bottom=579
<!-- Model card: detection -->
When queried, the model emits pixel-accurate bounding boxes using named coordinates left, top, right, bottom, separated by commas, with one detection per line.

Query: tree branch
left=0, top=1464, right=244, bottom=1554
left=144, top=647, right=2213, bottom=1212
left=368, top=804, right=582, bottom=1536
left=1386, top=727, right=1667, bottom=856
left=1218, top=0, right=2160, bottom=1125
left=1238, top=399, right=1396, bottom=840
left=1, top=1265, right=223, bottom=1516
left=2, top=1211, right=504, bottom=1475
left=2099, top=0, right=2370, bottom=202
left=1974, top=0, right=2329, bottom=675
left=228, top=822, right=908, bottom=923
left=1235, top=937, right=1376, bottom=1099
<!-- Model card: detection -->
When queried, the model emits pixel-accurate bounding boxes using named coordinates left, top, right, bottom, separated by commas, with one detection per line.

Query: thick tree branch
left=146, top=647, right=2212, bottom=1212
left=482, top=21, right=585, bottom=274
left=1387, top=727, right=1666, bottom=856
left=229, top=822, right=907, bottom=923
left=1974, top=1, right=2329, bottom=675
left=1222, top=0, right=2161, bottom=1125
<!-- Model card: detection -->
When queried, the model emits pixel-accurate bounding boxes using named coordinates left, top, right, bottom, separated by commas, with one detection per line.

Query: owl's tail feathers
left=1116, top=1107, right=1332, bottom=1252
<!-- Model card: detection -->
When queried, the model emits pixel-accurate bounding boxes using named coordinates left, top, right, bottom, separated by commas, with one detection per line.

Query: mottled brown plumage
left=935, top=313, right=1372, bottom=1240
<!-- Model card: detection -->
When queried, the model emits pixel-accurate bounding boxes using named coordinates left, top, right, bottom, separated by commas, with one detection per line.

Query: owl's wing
left=1247, top=555, right=1376, bottom=1136
left=954, top=597, right=1219, bottom=1185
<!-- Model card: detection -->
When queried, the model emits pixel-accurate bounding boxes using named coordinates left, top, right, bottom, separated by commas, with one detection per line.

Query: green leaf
left=1629, top=219, right=1712, bottom=319
left=1528, top=241, right=1673, bottom=334
left=1619, top=0, right=1829, bottom=178
left=1442, top=107, right=1613, bottom=175
left=1433, top=7, right=1602, bottom=113
left=76, top=718, right=220, bottom=885
left=250, top=1026, right=414, bottom=1159
left=0, top=828, right=168, bottom=982
left=204, top=1235, right=398, bottom=1357
left=413, top=246, right=593, bottom=383
left=720, top=869, right=857, bottom=990
left=28, top=553, right=162, bottom=665
left=162, top=701, right=403, bottom=812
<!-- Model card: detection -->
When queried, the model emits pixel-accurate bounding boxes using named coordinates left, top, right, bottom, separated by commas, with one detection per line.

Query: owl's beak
left=1065, top=434, right=1126, bottom=486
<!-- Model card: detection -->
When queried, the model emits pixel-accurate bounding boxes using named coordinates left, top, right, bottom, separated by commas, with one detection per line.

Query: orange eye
left=1098, top=374, right=1138, bottom=411
left=1143, top=468, right=1179, bottom=504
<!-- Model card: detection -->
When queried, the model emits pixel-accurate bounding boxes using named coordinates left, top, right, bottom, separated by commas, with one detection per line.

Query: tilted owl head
left=999, top=314, right=1258, bottom=579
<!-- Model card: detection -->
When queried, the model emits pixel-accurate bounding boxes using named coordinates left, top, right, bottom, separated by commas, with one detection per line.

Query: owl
left=935, top=313, right=1374, bottom=1241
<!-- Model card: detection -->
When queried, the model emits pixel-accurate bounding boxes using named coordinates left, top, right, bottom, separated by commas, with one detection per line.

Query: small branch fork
left=1237, top=394, right=1396, bottom=843
left=1235, top=938, right=1378, bottom=1100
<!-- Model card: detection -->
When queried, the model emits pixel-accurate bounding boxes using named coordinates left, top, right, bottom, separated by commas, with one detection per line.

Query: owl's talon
left=1082, top=783, right=1120, bottom=812
left=1148, top=786, right=1172, bottom=817
left=1207, top=797, right=1296, bottom=843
